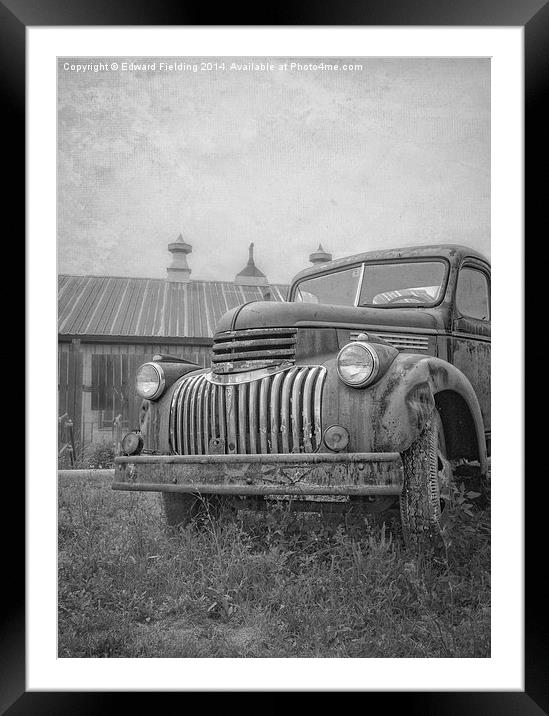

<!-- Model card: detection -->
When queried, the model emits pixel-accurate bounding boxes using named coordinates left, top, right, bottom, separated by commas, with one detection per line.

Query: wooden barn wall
left=58, top=340, right=212, bottom=448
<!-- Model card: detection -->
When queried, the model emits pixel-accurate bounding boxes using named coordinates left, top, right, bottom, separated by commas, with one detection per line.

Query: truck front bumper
left=112, top=452, right=403, bottom=497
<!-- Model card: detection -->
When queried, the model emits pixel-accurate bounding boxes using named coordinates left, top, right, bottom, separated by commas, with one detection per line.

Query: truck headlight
left=337, top=342, right=379, bottom=388
left=135, top=362, right=165, bottom=400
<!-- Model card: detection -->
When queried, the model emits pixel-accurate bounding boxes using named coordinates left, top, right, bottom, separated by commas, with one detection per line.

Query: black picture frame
left=9, top=0, right=545, bottom=711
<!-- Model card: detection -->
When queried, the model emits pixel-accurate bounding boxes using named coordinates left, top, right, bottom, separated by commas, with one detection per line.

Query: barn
left=58, top=237, right=331, bottom=453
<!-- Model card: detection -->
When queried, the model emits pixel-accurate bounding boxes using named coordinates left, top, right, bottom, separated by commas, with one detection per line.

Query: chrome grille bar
left=180, top=375, right=195, bottom=455
left=196, top=378, right=206, bottom=454
left=212, top=348, right=295, bottom=362
left=169, top=378, right=184, bottom=453
left=188, top=376, right=201, bottom=455
left=291, top=369, right=308, bottom=452
left=215, top=327, right=297, bottom=339
left=226, top=385, right=237, bottom=453
left=259, top=376, right=271, bottom=453
left=204, top=380, right=213, bottom=453
left=217, top=384, right=226, bottom=446
left=280, top=369, right=296, bottom=453
left=202, top=379, right=212, bottom=455
left=270, top=371, right=285, bottom=454
left=213, top=337, right=296, bottom=351
left=249, top=380, right=259, bottom=454
left=238, top=382, right=248, bottom=454
left=313, top=371, right=324, bottom=446
left=302, top=366, right=321, bottom=453
left=209, top=382, right=217, bottom=449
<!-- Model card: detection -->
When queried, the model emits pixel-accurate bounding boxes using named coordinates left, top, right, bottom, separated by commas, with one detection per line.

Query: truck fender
left=324, top=353, right=487, bottom=474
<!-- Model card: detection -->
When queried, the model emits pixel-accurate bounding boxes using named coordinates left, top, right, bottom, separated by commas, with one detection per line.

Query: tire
left=400, top=411, right=451, bottom=553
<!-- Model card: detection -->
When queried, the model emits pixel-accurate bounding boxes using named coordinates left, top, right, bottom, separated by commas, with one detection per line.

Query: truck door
left=450, top=260, right=491, bottom=451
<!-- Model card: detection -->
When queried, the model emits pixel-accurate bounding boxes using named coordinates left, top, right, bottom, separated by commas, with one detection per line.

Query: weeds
left=77, top=441, right=117, bottom=469
left=58, top=474, right=490, bottom=658
left=58, top=441, right=117, bottom=470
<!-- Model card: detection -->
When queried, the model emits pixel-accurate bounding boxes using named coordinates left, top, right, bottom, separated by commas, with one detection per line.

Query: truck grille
left=211, top=327, right=297, bottom=374
left=350, top=331, right=429, bottom=352
left=169, top=366, right=327, bottom=455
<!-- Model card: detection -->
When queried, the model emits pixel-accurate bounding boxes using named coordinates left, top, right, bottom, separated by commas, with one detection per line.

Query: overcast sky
left=57, top=57, right=490, bottom=285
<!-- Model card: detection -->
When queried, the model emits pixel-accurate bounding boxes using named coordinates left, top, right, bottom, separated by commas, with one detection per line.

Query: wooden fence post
left=67, top=339, right=83, bottom=452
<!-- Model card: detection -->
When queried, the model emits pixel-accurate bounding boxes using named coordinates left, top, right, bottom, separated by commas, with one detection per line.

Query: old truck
left=113, top=244, right=490, bottom=550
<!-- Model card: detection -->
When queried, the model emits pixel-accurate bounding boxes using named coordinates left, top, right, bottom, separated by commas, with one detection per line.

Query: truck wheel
left=400, top=411, right=451, bottom=553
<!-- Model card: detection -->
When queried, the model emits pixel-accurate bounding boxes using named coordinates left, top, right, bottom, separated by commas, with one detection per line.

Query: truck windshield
left=293, top=266, right=362, bottom=306
left=358, top=260, right=447, bottom=307
left=293, top=260, right=447, bottom=307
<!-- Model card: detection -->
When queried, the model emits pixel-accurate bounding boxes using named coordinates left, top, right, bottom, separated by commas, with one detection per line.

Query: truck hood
left=215, top=301, right=440, bottom=333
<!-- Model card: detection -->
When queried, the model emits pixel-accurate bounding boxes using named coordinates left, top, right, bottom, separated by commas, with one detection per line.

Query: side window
left=456, top=267, right=490, bottom=321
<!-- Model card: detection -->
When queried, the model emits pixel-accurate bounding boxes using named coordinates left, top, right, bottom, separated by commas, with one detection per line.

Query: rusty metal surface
left=115, top=452, right=401, bottom=466
left=112, top=482, right=402, bottom=496
left=450, top=336, right=491, bottom=433
left=318, top=351, right=487, bottom=472
left=214, top=300, right=445, bottom=336
left=114, top=451, right=403, bottom=495
left=169, top=367, right=327, bottom=456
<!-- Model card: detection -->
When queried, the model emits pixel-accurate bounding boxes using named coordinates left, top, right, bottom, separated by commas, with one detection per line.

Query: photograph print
left=57, top=55, right=491, bottom=659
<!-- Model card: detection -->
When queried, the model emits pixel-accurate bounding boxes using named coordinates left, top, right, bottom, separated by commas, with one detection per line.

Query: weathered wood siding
left=58, top=340, right=212, bottom=447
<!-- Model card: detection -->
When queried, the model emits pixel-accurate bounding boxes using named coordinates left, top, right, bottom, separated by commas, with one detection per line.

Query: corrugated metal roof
left=58, top=275, right=288, bottom=339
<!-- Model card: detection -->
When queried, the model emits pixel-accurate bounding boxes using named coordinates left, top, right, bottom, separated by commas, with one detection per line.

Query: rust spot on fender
left=428, top=363, right=450, bottom=388
left=405, top=381, right=435, bottom=431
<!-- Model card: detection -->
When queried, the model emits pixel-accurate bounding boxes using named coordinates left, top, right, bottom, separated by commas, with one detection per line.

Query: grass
left=58, top=473, right=490, bottom=658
